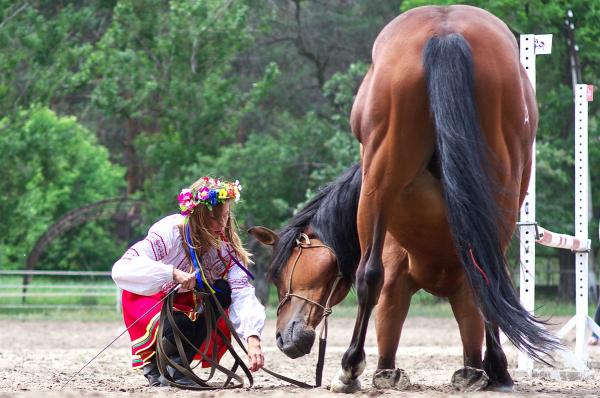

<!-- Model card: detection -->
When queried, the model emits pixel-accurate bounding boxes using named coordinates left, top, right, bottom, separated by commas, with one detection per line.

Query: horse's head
left=249, top=226, right=352, bottom=358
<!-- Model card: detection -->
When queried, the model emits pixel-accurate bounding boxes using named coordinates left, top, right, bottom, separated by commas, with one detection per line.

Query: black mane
left=269, top=163, right=362, bottom=284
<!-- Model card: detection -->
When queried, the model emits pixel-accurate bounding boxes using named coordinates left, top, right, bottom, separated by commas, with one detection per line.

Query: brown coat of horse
left=341, top=4, right=558, bottom=391
left=251, top=5, right=560, bottom=393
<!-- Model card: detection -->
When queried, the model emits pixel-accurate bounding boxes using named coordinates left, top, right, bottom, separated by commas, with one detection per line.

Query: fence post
left=115, top=287, right=122, bottom=314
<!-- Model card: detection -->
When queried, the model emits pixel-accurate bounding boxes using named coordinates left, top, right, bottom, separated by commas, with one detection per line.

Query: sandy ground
left=1, top=316, right=600, bottom=398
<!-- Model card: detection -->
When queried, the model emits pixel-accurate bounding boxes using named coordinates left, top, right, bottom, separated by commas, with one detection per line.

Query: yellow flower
left=218, top=188, right=228, bottom=200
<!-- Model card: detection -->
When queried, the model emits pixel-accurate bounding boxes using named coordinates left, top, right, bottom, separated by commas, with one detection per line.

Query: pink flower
left=197, top=186, right=210, bottom=201
left=178, top=189, right=192, bottom=204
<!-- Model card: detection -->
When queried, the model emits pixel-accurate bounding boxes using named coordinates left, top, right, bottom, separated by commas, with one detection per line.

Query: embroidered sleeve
left=112, top=216, right=179, bottom=296
left=228, top=262, right=266, bottom=342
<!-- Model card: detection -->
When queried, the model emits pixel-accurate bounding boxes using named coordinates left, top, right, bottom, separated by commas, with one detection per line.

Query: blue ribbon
left=184, top=224, right=205, bottom=289
left=185, top=224, right=254, bottom=294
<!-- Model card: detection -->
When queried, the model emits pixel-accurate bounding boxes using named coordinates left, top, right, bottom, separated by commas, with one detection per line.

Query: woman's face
left=208, top=201, right=231, bottom=234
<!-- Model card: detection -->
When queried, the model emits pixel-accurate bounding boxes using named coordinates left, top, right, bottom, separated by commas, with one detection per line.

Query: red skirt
left=121, top=289, right=230, bottom=369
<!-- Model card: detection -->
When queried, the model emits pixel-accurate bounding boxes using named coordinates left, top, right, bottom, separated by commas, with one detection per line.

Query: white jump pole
left=517, top=33, right=545, bottom=375
left=518, top=33, right=595, bottom=375
left=574, top=83, right=590, bottom=361
left=554, top=84, right=599, bottom=362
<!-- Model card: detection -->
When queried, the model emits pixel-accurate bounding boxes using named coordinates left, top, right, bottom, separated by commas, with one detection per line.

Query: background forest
left=1, top=0, right=599, bottom=303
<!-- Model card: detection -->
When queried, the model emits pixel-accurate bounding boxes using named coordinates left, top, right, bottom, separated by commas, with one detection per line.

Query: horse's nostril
left=276, top=331, right=283, bottom=347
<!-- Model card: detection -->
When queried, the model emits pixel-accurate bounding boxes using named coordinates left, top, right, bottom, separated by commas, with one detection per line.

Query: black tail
left=423, top=34, right=560, bottom=363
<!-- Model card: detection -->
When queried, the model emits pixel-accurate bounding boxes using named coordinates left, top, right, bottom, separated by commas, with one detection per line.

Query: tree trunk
left=558, top=249, right=576, bottom=302
left=247, top=237, right=270, bottom=306
left=116, top=117, right=145, bottom=245
left=244, top=215, right=270, bottom=306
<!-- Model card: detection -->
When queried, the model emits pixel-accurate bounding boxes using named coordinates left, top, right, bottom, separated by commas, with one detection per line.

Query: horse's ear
left=247, top=226, right=278, bottom=246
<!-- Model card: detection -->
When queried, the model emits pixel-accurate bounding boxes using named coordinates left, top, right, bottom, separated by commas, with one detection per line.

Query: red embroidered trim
left=228, top=278, right=252, bottom=290
left=145, top=233, right=167, bottom=261
left=150, top=232, right=167, bottom=257
left=144, top=238, right=158, bottom=260
left=122, top=247, right=140, bottom=259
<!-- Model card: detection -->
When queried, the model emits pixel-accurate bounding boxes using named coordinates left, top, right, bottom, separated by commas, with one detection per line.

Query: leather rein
left=157, top=232, right=343, bottom=389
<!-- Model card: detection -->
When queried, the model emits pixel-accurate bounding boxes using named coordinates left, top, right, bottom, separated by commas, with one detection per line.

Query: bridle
left=278, top=233, right=343, bottom=321
left=276, top=232, right=344, bottom=387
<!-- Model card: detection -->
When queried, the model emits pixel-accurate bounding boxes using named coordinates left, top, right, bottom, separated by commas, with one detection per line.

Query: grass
left=266, top=288, right=593, bottom=319
left=0, top=276, right=595, bottom=322
left=0, top=275, right=121, bottom=321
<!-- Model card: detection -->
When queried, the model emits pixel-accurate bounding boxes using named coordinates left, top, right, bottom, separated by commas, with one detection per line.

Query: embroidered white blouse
left=112, top=214, right=265, bottom=342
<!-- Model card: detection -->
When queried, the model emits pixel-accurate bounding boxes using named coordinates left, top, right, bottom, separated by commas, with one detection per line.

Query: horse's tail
left=422, top=33, right=559, bottom=363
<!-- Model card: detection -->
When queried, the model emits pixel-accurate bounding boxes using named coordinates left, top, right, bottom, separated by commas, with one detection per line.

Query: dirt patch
left=1, top=317, right=599, bottom=397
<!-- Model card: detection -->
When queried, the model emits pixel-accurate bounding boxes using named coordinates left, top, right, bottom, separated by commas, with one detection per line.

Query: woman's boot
left=143, top=357, right=162, bottom=387
left=158, top=337, right=198, bottom=387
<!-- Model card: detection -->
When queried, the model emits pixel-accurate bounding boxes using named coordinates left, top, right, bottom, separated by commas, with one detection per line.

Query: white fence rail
left=0, top=270, right=121, bottom=313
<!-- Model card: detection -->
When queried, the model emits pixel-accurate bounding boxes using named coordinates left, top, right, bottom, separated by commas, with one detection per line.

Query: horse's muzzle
left=276, top=318, right=315, bottom=359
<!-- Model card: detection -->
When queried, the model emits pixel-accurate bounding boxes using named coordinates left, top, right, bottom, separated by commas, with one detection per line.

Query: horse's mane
left=269, top=163, right=362, bottom=284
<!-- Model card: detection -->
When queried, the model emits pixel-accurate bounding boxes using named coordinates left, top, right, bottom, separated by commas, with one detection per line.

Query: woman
left=112, top=177, right=265, bottom=387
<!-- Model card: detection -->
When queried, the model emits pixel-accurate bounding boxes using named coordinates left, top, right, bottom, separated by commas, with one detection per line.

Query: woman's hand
left=247, top=336, right=264, bottom=372
left=173, top=268, right=196, bottom=290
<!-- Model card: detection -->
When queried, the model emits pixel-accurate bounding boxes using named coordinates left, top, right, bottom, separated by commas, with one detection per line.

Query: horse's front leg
left=331, top=220, right=385, bottom=393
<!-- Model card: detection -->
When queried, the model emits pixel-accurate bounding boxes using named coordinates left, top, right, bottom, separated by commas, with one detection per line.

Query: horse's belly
left=387, top=171, right=466, bottom=295
left=411, top=258, right=465, bottom=297
left=387, top=171, right=449, bottom=245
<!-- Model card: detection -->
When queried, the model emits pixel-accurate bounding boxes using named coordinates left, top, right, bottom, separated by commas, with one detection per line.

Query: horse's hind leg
left=373, top=248, right=412, bottom=390
left=448, top=283, right=489, bottom=392
left=330, top=219, right=386, bottom=393
left=483, top=325, right=514, bottom=391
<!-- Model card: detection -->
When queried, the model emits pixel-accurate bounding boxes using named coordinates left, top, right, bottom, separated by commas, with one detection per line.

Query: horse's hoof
left=486, top=382, right=514, bottom=393
left=330, top=369, right=361, bottom=393
left=451, top=366, right=489, bottom=392
left=372, top=368, right=410, bottom=390
left=484, top=369, right=514, bottom=392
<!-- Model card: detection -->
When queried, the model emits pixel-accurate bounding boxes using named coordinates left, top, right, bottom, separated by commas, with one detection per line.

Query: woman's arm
left=227, top=263, right=266, bottom=371
left=112, top=217, right=178, bottom=295
left=227, top=265, right=266, bottom=341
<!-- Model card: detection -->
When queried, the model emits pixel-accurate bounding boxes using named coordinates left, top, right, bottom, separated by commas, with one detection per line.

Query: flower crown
left=178, top=177, right=242, bottom=215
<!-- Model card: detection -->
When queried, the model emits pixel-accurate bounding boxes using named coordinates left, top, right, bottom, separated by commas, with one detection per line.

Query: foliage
left=0, top=106, right=125, bottom=269
left=0, top=0, right=599, bottom=294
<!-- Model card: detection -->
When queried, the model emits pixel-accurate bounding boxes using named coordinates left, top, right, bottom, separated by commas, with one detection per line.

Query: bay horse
left=251, top=4, right=561, bottom=392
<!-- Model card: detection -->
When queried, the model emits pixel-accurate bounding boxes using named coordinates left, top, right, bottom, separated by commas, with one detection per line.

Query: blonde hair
left=179, top=178, right=251, bottom=266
